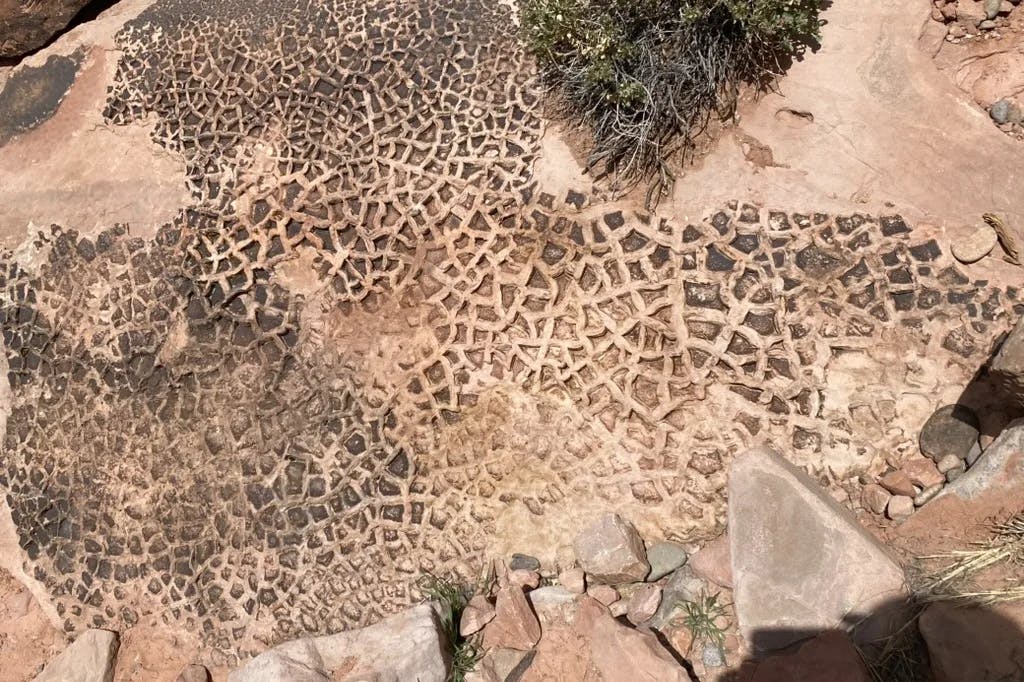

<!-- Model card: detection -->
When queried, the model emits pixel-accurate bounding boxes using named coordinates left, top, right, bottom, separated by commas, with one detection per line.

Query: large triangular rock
left=34, top=629, right=119, bottom=682
left=729, top=447, right=906, bottom=652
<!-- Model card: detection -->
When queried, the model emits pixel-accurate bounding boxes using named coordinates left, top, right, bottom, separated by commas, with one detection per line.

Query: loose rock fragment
left=483, top=586, right=541, bottom=651
left=861, top=484, right=892, bottom=515
left=901, top=456, right=944, bottom=489
left=952, top=225, right=998, bottom=264
left=34, top=629, right=119, bottom=682
left=878, top=470, right=917, bottom=497
left=919, top=404, right=980, bottom=461
left=887, top=495, right=915, bottom=520
left=645, top=542, right=688, bottom=582
left=573, top=513, right=650, bottom=584
left=460, top=594, right=496, bottom=637
left=587, top=584, right=619, bottom=606
left=626, top=584, right=663, bottom=625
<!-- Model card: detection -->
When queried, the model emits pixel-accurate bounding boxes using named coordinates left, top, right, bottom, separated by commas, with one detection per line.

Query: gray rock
left=979, top=18, right=998, bottom=29
left=729, top=446, right=907, bottom=653
left=992, top=100, right=1013, bottom=124
left=966, top=440, right=983, bottom=467
left=920, top=602, right=1024, bottom=682
left=951, top=225, right=998, bottom=264
left=701, top=644, right=726, bottom=668
left=887, top=495, right=915, bottom=520
left=649, top=566, right=706, bottom=629
left=175, top=665, right=211, bottom=682
left=509, top=553, right=540, bottom=571
left=573, top=513, right=650, bottom=584
left=936, top=454, right=962, bottom=474
left=919, top=404, right=980, bottom=462
left=34, top=629, right=119, bottom=682
left=228, top=604, right=450, bottom=682
left=985, top=0, right=1003, bottom=19
left=645, top=542, right=688, bottom=581
left=991, top=317, right=1024, bottom=404
left=526, top=585, right=576, bottom=628
left=940, top=419, right=1024, bottom=502
left=0, top=0, right=95, bottom=58
left=946, top=465, right=965, bottom=483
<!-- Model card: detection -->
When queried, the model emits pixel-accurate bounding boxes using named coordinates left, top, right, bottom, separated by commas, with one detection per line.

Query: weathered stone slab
left=34, top=628, right=119, bottom=682
left=729, top=446, right=906, bottom=652
left=735, top=631, right=872, bottom=682
left=0, top=0, right=93, bottom=57
left=991, top=317, right=1024, bottom=404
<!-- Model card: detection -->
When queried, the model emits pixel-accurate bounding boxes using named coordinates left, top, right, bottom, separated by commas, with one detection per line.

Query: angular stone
left=508, top=569, right=540, bottom=590
left=901, top=456, right=944, bottom=489
left=645, top=541, right=688, bottom=581
left=861, top=483, right=891, bottom=515
left=886, top=495, right=914, bottom=520
left=35, top=629, right=119, bottom=682
left=878, top=470, right=916, bottom=497
left=510, top=553, right=541, bottom=571
left=577, top=597, right=689, bottom=682
left=991, top=319, right=1024, bottom=405
left=460, top=594, right=496, bottom=637
left=586, top=584, right=619, bottom=606
left=626, top=584, right=662, bottom=625
left=0, top=0, right=94, bottom=58
left=735, top=631, right=872, bottom=682
left=951, top=225, right=998, bottom=264
left=689, top=533, right=734, bottom=588
left=175, top=665, right=211, bottom=682
left=526, top=586, right=576, bottom=628
left=482, top=585, right=541, bottom=651
left=558, top=567, right=586, bottom=594
left=920, top=601, right=1024, bottom=682
left=228, top=604, right=450, bottom=681
left=729, top=447, right=906, bottom=652
left=650, top=566, right=706, bottom=629
left=476, top=647, right=530, bottom=682
left=920, top=404, right=980, bottom=461
left=573, top=513, right=650, bottom=584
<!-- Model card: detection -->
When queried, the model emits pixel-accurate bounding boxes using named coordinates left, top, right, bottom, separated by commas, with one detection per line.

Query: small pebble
left=587, top=584, right=619, bottom=606
left=702, top=644, right=726, bottom=668
left=979, top=18, right=997, bottom=29
left=887, top=495, right=915, bottom=521
left=510, top=553, right=541, bottom=571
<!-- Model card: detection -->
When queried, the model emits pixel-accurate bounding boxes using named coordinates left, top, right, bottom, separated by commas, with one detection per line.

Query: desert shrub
left=521, top=0, right=823, bottom=204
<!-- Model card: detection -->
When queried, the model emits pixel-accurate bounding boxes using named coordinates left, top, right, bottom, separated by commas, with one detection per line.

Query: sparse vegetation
left=521, top=0, right=823, bottom=204
left=416, top=573, right=484, bottom=682
left=676, top=590, right=730, bottom=654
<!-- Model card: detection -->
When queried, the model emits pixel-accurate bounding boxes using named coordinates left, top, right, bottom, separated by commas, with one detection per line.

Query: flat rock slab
left=0, top=0, right=93, bottom=57
left=34, top=628, right=119, bottom=682
left=729, top=446, right=906, bottom=652
left=228, top=604, right=451, bottom=682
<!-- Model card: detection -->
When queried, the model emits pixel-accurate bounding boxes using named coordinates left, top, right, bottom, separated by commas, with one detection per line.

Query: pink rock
left=690, top=533, right=734, bottom=588
left=573, top=513, right=650, bottom=584
left=901, top=456, right=944, bottom=489
left=878, top=470, right=916, bottom=497
left=860, top=483, right=891, bottom=515
left=460, top=594, right=496, bottom=637
left=575, top=598, right=689, bottom=682
left=886, top=495, right=914, bottom=521
left=587, top=584, right=619, bottom=606
left=558, top=567, right=586, bottom=594
left=482, top=586, right=541, bottom=651
left=626, top=584, right=662, bottom=625
left=508, top=569, right=540, bottom=590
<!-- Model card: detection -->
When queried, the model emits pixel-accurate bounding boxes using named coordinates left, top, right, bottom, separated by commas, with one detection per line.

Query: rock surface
left=482, top=586, right=541, bottom=652
left=952, top=224, right=998, bottom=263
left=729, top=446, right=906, bottom=652
left=920, top=601, right=1024, bottom=682
left=941, top=419, right=1024, bottom=502
left=919, top=404, right=980, bottom=461
left=878, top=470, right=916, bottom=497
left=625, top=584, right=662, bottom=625
left=886, top=495, right=914, bottom=520
left=559, top=567, right=586, bottom=594
left=228, top=604, right=450, bottom=682
left=992, top=318, right=1024, bottom=404
left=460, top=594, right=497, bottom=637
left=0, top=0, right=94, bottom=57
left=573, top=513, right=650, bottom=584
left=175, top=665, right=211, bottom=682
left=901, top=456, right=944, bottom=489
left=34, top=629, right=119, bottom=682
left=735, top=631, right=872, bottom=682
left=645, top=542, right=688, bottom=581
left=689, top=533, right=734, bottom=588
left=582, top=597, right=690, bottom=682
left=860, top=484, right=891, bottom=515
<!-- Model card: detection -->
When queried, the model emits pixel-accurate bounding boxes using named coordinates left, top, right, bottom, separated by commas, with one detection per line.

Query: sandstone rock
left=228, top=604, right=450, bottom=682
left=508, top=569, right=540, bottom=590
left=526, top=586, right=576, bottom=628
left=587, top=584, right=619, bottom=606
left=650, top=566, right=706, bottom=629
left=861, top=483, right=891, bottom=515
left=878, top=470, right=916, bottom=497
left=0, top=0, right=94, bottom=58
left=34, top=629, right=119, bottom=682
left=689, top=533, right=734, bottom=588
left=579, top=597, right=690, bottom=682
left=477, top=647, right=530, bottom=682
left=920, top=601, right=1024, bottom=682
left=609, top=600, right=629, bottom=618
left=558, top=567, right=586, bottom=594
left=886, top=495, right=914, bottom=520
left=483, top=586, right=541, bottom=652
left=991, top=319, right=1024, bottom=404
left=941, top=419, right=1024, bottom=502
left=902, top=456, right=944, bottom=488
left=645, top=541, right=688, bottom=581
left=510, top=554, right=541, bottom=571
left=936, top=454, right=962, bottom=474
left=735, top=631, right=872, bottom=682
left=729, top=447, right=907, bottom=652
left=950, top=224, right=991, bottom=264
left=920, top=404, right=980, bottom=461
left=460, top=594, right=496, bottom=637
left=573, top=513, right=650, bottom=584
left=985, top=0, right=1003, bottom=19
left=175, top=665, right=211, bottom=682
left=626, top=584, right=662, bottom=625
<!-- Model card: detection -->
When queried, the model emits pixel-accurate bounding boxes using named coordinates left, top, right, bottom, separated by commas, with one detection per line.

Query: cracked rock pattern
left=0, top=0, right=1020, bottom=665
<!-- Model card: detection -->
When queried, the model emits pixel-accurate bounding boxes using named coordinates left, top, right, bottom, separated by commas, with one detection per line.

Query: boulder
left=729, top=447, right=907, bottom=652
left=573, top=513, right=650, bottom=584
left=920, top=601, right=1024, bottom=682
left=0, top=0, right=94, bottom=58
left=645, top=542, right=688, bottom=581
left=689, top=533, right=734, bottom=588
left=735, top=631, right=872, bottom=682
left=941, top=419, right=1024, bottom=503
left=482, top=585, right=541, bottom=651
left=34, top=629, right=119, bottom=682
left=919, top=405, right=980, bottom=461
left=228, top=604, right=450, bottom=682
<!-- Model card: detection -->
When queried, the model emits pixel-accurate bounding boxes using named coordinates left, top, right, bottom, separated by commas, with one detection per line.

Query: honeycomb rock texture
left=0, top=0, right=1021, bottom=666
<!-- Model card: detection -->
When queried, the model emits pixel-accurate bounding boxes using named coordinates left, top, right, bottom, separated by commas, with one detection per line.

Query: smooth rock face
left=510, top=554, right=541, bottom=572
left=729, top=447, right=906, bottom=652
left=34, top=628, right=119, bottom=682
left=951, top=224, right=998, bottom=263
left=587, top=584, right=619, bottom=607
left=886, top=495, right=914, bottom=520
left=573, top=513, right=650, bottom=584
left=581, top=598, right=690, bottom=682
left=482, top=586, right=541, bottom=652
left=175, top=665, right=212, bottom=682
left=625, top=584, right=662, bottom=626
left=460, top=594, right=496, bottom=637
left=228, top=604, right=451, bottom=682
left=689, top=533, right=734, bottom=588
left=919, top=404, right=980, bottom=461
left=526, top=586, right=576, bottom=628
left=992, top=318, right=1024, bottom=404
left=736, top=631, right=872, bottom=682
left=0, top=0, right=94, bottom=57
left=920, top=602, right=1024, bottom=682
left=941, top=419, right=1024, bottom=502
left=860, top=484, right=891, bottom=515
left=645, top=542, right=688, bottom=581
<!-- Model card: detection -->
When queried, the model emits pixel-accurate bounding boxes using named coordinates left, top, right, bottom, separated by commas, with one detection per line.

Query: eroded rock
left=34, top=629, right=119, bottom=682
left=735, top=631, right=872, bottom=682
left=920, top=601, right=1024, bottom=682
left=645, top=542, right=688, bottom=582
left=0, top=0, right=94, bottom=58
left=460, top=594, right=496, bottom=637
left=573, top=513, right=650, bottom=584
left=482, top=586, right=541, bottom=652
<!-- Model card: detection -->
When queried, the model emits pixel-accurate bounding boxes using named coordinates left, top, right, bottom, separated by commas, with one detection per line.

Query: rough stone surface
left=992, top=318, right=1024, bottom=404
left=558, top=568, right=586, bottom=594
left=34, top=629, right=119, bottom=682
left=735, top=631, right=872, bottom=682
left=625, top=584, right=662, bottom=626
left=920, top=601, right=1024, bottom=682
left=482, top=586, right=541, bottom=652
left=586, top=585, right=619, bottom=607
left=689, top=534, right=734, bottom=588
left=510, top=554, right=541, bottom=572
left=951, top=224, right=998, bottom=264
left=645, top=542, right=688, bottom=582
left=650, top=566, right=706, bottom=629
left=175, top=665, right=212, bottom=682
left=460, top=595, right=496, bottom=637
left=729, top=447, right=907, bottom=652
left=886, top=495, right=915, bottom=520
left=573, top=514, right=650, bottom=584
left=920, top=404, right=980, bottom=461
left=509, top=569, right=540, bottom=590
left=526, top=586, right=576, bottom=628
left=861, top=484, right=891, bottom=515
left=228, top=604, right=450, bottom=682
left=914, top=483, right=943, bottom=507
left=583, top=598, right=690, bottom=682
left=878, top=470, right=916, bottom=497
left=0, top=0, right=94, bottom=57
left=902, top=456, right=944, bottom=489
left=941, top=419, right=1024, bottom=502
left=936, top=454, right=962, bottom=474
